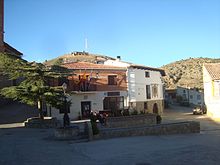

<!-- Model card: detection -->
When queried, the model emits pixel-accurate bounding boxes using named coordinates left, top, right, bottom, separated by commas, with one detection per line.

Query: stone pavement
left=0, top=105, right=220, bottom=165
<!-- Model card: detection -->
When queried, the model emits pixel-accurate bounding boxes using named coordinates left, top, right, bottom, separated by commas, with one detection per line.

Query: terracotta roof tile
left=63, top=62, right=127, bottom=70
left=204, top=63, right=220, bottom=80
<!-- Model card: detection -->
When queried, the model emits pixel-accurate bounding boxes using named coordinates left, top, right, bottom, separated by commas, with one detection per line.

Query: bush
left=91, top=121, right=99, bottom=135
left=140, top=110, right=146, bottom=114
left=90, top=113, right=99, bottom=135
left=131, top=109, right=138, bottom=115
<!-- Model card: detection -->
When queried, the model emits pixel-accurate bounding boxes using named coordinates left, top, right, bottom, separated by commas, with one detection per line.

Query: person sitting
left=98, top=113, right=105, bottom=125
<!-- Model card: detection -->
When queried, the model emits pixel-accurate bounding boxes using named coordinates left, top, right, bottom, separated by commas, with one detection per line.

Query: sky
left=4, top=0, right=220, bottom=67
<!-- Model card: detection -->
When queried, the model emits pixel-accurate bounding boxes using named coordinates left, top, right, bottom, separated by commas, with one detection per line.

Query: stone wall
left=54, top=120, right=93, bottom=141
left=106, top=114, right=157, bottom=128
left=24, top=117, right=61, bottom=128
left=96, top=121, right=200, bottom=139
left=134, top=99, right=164, bottom=115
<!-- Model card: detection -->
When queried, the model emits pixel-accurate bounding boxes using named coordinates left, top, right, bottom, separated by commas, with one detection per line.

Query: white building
left=176, top=86, right=204, bottom=106
left=203, top=63, right=220, bottom=118
left=105, top=59, right=165, bottom=114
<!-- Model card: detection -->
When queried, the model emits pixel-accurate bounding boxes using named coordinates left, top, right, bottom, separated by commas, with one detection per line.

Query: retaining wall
left=24, top=117, right=61, bottom=128
left=96, top=121, right=200, bottom=139
left=106, top=114, right=157, bottom=128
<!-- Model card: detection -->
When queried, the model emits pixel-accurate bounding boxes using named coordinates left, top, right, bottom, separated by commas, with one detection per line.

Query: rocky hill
left=44, top=51, right=116, bottom=66
left=161, top=57, right=220, bottom=89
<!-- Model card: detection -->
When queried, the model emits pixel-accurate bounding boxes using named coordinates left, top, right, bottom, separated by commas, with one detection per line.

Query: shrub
left=131, top=109, right=138, bottom=115
left=90, top=113, right=99, bottom=135
left=91, top=121, right=99, bottom=135
left=140, top=110, right=145, bottom=114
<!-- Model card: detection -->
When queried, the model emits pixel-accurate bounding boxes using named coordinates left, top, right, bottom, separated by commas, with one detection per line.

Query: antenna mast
left=85, top=38, right=88, bottom=52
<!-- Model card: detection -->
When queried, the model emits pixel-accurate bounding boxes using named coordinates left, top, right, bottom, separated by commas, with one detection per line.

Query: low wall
left=54, top=126, right=80, bottom=140
left=135, top=99, right=164, bottom=114
left=24, top=117, right=61, bottom=128
left=97, top=121, right=200, bottom=139
left=106, top=114, right=157, bottom=128
left=54, top=121, right=93, bottom=141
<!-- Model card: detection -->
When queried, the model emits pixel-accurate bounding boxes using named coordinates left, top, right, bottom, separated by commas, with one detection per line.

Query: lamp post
left=187, top=86, right=190, bottom=106
left=62, top=83, right=70, bottom=127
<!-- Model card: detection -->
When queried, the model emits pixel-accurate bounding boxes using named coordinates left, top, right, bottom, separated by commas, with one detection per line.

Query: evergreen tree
left=0, top=53, right=72, bottom=119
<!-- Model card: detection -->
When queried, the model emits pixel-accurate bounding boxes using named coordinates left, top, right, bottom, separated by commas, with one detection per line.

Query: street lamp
left=62, top=83, right=70, bottom=127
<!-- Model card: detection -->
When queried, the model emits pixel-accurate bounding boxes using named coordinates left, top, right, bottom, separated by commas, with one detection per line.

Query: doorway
left=153, top=103, right=159, bottom=114
left=81, top=101, right=91, bottom=119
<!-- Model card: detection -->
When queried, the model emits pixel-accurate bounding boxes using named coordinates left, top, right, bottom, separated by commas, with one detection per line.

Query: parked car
left=193, top=105, right=207, bottom=115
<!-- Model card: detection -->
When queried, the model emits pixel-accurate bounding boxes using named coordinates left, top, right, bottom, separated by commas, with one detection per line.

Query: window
left=107, top=92, right=120, bottom=96
left=152, top=84, right=158, bottom=98
left=145, top=71, right=150, bottom=78
left=190, top=95, right=193, bottom=99
left=144, top=102, right=148, bottom=109
left=103, top=97, right=124, bottom=116
left=183, top=94, right=187, bottom=100
left=197, top=95, right=201, bottom=100
left=108, top=75, right=117, bottom=85
left=146, top=85, right=151, bottom=99
left=58, top=78, right=69, bottom=86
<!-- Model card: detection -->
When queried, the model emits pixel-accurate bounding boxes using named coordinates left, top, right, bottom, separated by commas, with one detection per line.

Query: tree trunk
left=37, top=100, right=44, bottom=119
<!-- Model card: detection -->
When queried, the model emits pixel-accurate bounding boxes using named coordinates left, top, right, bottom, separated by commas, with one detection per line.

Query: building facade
left=176, top=86, right=204, bottom=106
left=105, top=59, right=165, bottom=115
left=203, top=63, right=220, bottom=118
left=50, top=62, right=128, bottom=120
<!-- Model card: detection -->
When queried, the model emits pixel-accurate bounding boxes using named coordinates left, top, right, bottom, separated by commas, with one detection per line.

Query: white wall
left=128, top=68, right=164, bottom=102
left=176, top=87, right=204, bottom=105
left=50, top=91, right=128, bottom=120
left=203, top=66, right=220, bottom=118
left=203, top=66, right=213, bottom=103
left=104, top=59, right=130, bottom=67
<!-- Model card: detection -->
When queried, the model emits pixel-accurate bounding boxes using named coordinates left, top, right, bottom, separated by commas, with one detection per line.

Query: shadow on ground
left=0, top=102, right=38, bottom=124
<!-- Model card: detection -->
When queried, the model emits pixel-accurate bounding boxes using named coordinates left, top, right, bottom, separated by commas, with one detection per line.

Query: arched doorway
left=153, top=103, right=159, bottom=114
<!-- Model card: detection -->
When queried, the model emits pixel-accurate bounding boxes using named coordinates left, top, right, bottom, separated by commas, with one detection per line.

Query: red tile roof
left=2, top=42, right=22, bottom=57
left=204, top=63, right=220, bottom=80
left=63, top=62, right=127, bottom=70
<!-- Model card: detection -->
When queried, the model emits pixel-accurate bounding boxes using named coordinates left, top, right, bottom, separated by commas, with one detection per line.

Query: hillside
left=161, top=57, right=220, bottom=89
left=44, top=51, right=116, bottom=65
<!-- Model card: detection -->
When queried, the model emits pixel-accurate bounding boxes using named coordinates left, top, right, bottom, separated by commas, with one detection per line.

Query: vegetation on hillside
left=161, top=57, right=220, bottom=89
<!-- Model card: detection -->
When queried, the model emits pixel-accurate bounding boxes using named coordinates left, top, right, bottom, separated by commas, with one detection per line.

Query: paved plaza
left=1, top=105, right=220, bottom=165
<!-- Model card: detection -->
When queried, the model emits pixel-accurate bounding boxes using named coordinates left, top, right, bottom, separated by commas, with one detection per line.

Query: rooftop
left=204, top=63, right=220, bottom=80
left=62, top=62, right=127, bottom=70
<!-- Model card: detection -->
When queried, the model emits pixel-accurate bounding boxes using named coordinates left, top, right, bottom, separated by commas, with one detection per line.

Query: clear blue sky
left=4, top=0, right=220, bottom=67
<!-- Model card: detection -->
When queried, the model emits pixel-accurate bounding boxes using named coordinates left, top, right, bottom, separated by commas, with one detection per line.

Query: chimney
left=0, top=0, right=4, bottom=51
left=116, top=56, right=121, bottom=61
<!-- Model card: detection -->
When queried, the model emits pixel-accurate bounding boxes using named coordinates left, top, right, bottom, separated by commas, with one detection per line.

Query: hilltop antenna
left=85, top=38, right=88, bottom=52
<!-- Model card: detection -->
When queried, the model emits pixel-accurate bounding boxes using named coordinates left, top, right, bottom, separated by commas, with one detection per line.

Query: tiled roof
left=130, top=64, right=166, bottom=76
left=63, top=62, right=127, bottom=70
left=3, top=42, right=22, bottom=56
left=204, top=63, right=220, bottom=80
